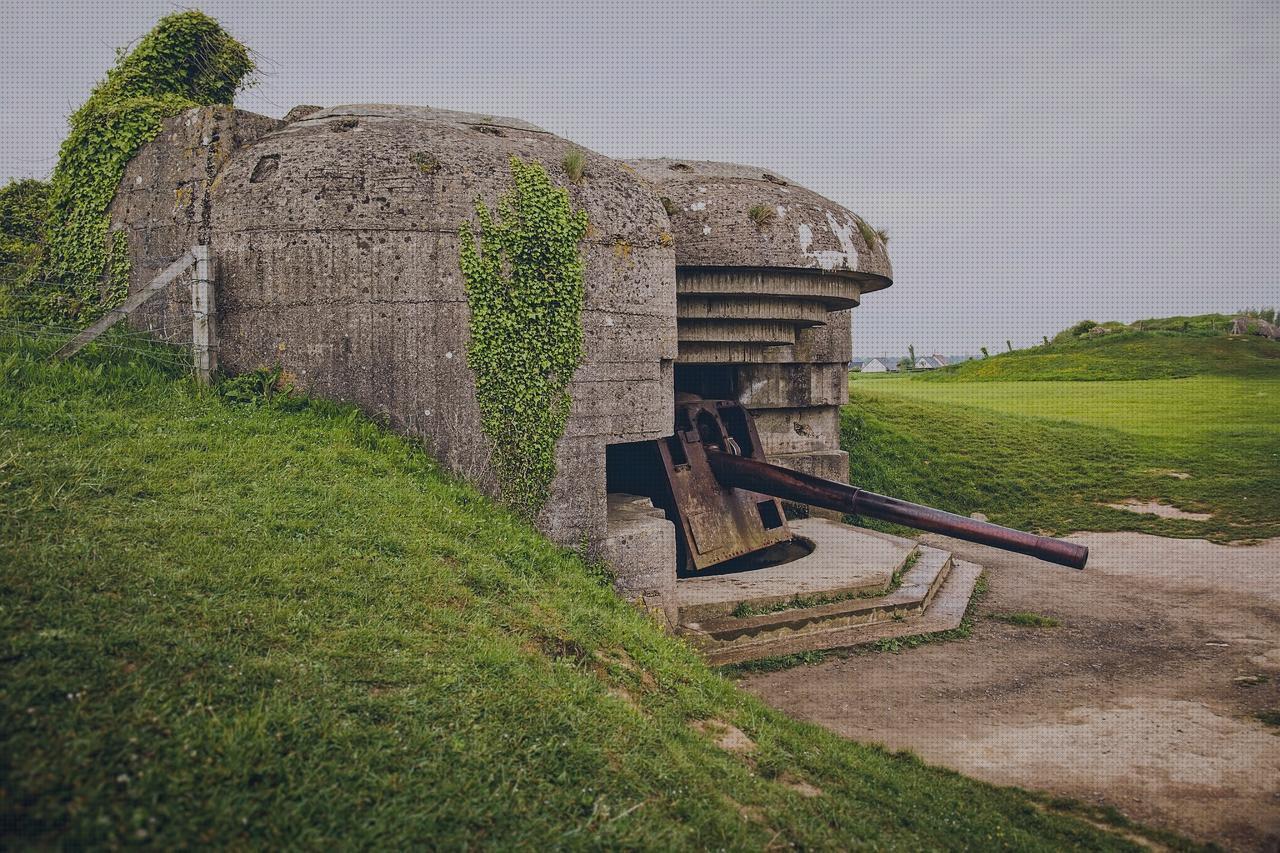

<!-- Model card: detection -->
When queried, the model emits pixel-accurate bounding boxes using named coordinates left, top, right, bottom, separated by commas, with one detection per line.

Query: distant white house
left=861, top=357, right=894, bottom=373
left=913, top=354, right=949, bottom=370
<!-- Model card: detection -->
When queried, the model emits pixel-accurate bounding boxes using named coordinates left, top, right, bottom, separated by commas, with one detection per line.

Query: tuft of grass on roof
left=561, top=149, right=587, bottom=183
left=748, top=204, right=776, bottom=226
left=856, top=218, right=879, bottom=250
left=410, top=151, right=440, bottom=174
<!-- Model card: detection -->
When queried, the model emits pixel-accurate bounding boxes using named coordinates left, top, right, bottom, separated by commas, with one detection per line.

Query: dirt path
left=742, top=533, right=1280, bottom=851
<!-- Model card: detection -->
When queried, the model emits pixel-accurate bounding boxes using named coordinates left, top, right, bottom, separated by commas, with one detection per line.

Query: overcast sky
left=3, top=0, right=1276, bottom=356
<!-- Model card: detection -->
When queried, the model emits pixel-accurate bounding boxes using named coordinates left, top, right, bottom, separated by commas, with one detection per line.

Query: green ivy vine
left=459, top=157, right=589, bottom=519
left=17, top=11, right=253, bottom=324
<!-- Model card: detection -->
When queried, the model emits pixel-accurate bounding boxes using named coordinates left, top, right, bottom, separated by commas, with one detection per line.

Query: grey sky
left=3, top=0, right=1277, bottom=356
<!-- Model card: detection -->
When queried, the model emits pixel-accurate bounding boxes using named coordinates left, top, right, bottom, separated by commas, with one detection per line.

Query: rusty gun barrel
left=705, top=450, right=1088, bottom=570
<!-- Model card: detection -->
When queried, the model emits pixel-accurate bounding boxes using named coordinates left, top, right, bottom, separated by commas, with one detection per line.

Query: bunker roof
left=625, top=158, right=892, bottom=293
left=213, top=104, right=669, bottom=248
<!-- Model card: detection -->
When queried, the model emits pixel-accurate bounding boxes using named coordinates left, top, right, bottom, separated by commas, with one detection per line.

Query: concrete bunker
left=112, top=104, right=1079, bottom=660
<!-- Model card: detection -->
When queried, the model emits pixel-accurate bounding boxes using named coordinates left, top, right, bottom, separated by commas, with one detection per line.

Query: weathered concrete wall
left=112, top=104, right=678, bottom=549
left=110, top=106, right=283, bottom=334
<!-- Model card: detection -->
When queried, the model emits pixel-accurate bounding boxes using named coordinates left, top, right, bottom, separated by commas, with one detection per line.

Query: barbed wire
left=0, top=253, right=196, bottom=280
left=0, top=244, right=207, bottom=375
left=0, top=322, right=196, bottom=370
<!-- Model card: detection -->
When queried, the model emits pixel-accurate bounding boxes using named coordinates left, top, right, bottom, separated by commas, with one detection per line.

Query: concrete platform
left=691, top=545, right=953, bottom=642
left=672, top=518, right=984, bottom=665
left=696, top=560, right=982, bottom=666
left=675, top=518, right=911, bottom=621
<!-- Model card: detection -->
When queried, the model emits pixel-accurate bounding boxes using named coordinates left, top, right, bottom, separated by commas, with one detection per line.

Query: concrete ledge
left=692, top=546, right=953, bottom=642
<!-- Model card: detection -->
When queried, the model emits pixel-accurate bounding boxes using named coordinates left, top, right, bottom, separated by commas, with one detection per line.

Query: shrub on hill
left=13, top=12, right=252, bottom=326
left=0, top=179, right=49, bottom=318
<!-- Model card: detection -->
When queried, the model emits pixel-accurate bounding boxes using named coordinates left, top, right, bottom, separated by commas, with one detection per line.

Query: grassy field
left=0, top=332, right=1162, bottom=850
left=922, top=329, right=1280, bottom=382
left=843, top=374, right=1279, bottom=541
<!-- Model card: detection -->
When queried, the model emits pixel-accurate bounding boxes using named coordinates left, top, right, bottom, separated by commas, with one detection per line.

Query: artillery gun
left=610, top=396, right=1087, bottom=574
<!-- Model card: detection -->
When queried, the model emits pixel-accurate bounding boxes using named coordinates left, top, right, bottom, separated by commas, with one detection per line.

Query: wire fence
left=0, top=248, right=209, bottom=376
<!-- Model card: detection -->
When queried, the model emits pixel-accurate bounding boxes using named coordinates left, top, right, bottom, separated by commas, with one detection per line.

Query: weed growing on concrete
left=410, top=151, right=440, bottom=174
left=719, top=650, right=833, bottom=676
left=867, top=574, right=989, bottom=653
left=561, top=149, right=587, bottom=183
left=748, top=204, right=776, bottom=226
left=856, top=218, right=879, bottom=250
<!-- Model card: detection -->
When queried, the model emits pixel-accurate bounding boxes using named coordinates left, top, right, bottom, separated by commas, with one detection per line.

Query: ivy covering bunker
left=459, top=157, right=589, bottom=520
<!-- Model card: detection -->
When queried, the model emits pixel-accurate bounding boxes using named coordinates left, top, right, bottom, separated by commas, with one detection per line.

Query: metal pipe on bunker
left=704, top=450, right=1089, bottom=570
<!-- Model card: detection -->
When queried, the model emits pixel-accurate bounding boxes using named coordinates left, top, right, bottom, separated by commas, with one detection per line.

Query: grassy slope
left=843, top=375, right=1279, bottom=542
left=923, top=329, right=1280, bottom=382
left=0, top=334, right=1146, bottom=850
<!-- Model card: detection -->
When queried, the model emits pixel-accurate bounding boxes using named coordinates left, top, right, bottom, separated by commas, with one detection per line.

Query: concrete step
left=696, top=559, right=984, bottom=666
left=688, top=546, right=953, bottom=643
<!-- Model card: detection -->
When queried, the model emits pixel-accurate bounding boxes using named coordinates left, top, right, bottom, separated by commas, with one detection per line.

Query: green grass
left=747, top=203, right=776, bottom=226
left=0, top=333, right=1156, bottom=849
left=843, top=374, right=1279, bottom=542
left=1256, top=710, right=1280, bottom=728
left=922, top=329, right=1280, bottom=382
left=991, top=613, right=1061, bottom=628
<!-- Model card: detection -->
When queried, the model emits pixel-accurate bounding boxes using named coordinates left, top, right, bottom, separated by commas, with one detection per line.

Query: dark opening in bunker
left=606, top=439, right=667, bottom=502
left=674, top=363, right=735, bottom=400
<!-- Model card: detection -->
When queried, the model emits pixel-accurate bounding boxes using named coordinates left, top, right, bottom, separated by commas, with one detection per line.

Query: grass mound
left=925, top=327, right=1280, bottom=383
left=0, top=333, right=1149, bottom=849
left=843, top=376, right=1279, bottom=542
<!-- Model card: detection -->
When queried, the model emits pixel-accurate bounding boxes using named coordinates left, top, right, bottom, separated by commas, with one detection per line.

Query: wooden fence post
left=191, top=245, right=216, bottom=384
